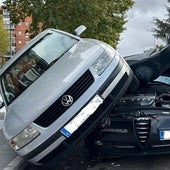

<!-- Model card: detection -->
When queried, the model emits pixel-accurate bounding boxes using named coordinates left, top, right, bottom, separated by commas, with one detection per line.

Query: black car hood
left=124, top=45, right=170, bottom=84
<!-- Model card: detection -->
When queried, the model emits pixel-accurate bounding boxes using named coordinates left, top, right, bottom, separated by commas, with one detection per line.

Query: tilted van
left=0, top=26, right=135, bottom=167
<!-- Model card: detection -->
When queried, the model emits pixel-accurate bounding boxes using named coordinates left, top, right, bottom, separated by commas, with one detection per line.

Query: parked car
left=0, top=26, right=134, bottom=167
left=85, top=46, right=170, bottom=158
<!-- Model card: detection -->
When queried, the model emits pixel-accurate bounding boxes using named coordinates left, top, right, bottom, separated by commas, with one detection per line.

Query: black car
left=85, top=45, right=170, bottom=158
left=124, top=45, right=170, bottom=84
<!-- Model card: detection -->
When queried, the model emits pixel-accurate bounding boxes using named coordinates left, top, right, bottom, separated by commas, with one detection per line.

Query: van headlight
left=92, top=51, right=116, bottom=75
left=8, top=125, right=40, bottom=151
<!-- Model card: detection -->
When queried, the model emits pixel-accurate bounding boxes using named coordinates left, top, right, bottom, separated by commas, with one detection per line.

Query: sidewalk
left=0, top=109, right=23, bottom=170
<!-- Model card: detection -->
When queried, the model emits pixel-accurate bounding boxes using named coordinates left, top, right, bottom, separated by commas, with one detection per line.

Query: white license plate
left=160, top=130, right=170, bottom=141
left=60, top=95, right=103, bottom=137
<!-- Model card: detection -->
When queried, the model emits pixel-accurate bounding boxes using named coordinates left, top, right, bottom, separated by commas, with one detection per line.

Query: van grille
left=34, top=70, right=94, bottom=127
left=134, top=117, right=150, bottom=148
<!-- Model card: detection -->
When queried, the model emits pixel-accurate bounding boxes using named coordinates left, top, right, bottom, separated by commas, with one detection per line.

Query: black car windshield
left=1, top=31, right=78, bottom=105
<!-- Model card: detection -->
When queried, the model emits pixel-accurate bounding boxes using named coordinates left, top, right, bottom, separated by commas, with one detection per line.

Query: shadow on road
left=23, top=142, right=170, bottom=170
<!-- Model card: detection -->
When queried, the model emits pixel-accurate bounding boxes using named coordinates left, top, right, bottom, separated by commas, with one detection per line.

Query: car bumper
left=97, top=112, right=170, bottom=158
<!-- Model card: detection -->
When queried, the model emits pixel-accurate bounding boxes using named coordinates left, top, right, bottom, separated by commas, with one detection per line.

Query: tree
left=3, top=0, right=134, bottom=48
left=0, top=15, right=9, bottom=56
left=152, top=0, right=170, bottom=44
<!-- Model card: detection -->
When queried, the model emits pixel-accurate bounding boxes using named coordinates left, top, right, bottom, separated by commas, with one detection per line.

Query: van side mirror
left=74, top=25, right=86, bottom=36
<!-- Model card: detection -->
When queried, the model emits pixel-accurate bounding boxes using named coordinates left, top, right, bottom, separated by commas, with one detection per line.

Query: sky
left=117, top=0, right=169, bottom=56
left=0, top=0, right=3, bottom=6
left=0, top=0, right=169, bottom=56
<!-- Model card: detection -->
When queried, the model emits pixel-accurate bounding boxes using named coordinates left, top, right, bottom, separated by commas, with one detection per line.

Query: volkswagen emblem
left=61, top=95, right=74, bottom=107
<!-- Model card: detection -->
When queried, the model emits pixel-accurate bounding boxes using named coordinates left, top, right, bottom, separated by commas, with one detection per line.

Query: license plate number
left=60, top=95, right=103, bottom=137
left=160, top=130, right=170, bottom=141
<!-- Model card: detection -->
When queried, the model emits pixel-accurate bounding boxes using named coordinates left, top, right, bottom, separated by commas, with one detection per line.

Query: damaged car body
left=0, top=26, right=135, bottom=166
left=85, top=46, right=170, bottom=158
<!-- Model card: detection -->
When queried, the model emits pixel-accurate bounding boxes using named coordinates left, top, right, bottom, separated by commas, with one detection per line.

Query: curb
left=2, top=156, right=27, bottom=170
left=14, top=158, right=29, bottom=170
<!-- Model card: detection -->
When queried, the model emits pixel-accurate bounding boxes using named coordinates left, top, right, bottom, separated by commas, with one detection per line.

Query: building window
left=18, top=31, right=22, bottom=35
left=25, top=22, right=30, bottom=27
left=25, top=35, right=29, bottom=39
left=18, top=40, right=22, bottom=44
left=3, top=18, right=10, bottom=25
left=26, top=41, right=30, bottom=44
left=12, top=37, right=15, bottom=44
left=3, top=9, right=9, bottom=15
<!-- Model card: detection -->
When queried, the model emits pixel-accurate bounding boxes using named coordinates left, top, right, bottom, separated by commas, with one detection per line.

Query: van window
left=1, top=31, right=78, bottom=105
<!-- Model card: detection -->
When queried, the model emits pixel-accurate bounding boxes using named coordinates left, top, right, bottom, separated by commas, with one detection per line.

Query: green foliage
left=4, top=0, right=134, bottom=48
left=152, top=1, right=170, bottom=44
left=0, top=15, right=9, bottom=56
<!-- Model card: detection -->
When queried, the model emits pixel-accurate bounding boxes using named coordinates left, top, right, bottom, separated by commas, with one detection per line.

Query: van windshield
left=1, top=31, right=78, bottom=105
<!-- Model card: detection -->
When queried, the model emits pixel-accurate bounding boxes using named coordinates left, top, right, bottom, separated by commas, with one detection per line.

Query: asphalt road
left=21, top=155, right=170, bottom=170
left=21, top=142, right=170, bottom=170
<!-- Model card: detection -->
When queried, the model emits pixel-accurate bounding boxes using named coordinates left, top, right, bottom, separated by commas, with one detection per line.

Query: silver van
left=0, top=26, right=134, bottom=167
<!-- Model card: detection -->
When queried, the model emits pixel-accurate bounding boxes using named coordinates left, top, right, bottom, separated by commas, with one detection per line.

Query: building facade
left=2, top=8, right=32, bottom=56
left=15, top=17, right=32, bottom=52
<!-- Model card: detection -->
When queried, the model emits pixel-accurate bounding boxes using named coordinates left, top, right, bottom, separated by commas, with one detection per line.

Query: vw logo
left=61, top=95, right=73, bottom=107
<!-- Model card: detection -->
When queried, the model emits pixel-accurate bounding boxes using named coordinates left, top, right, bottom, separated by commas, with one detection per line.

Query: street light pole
left=9, top=0, right=13, bottom=58
left=9, top=20, right=12, bottom=58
